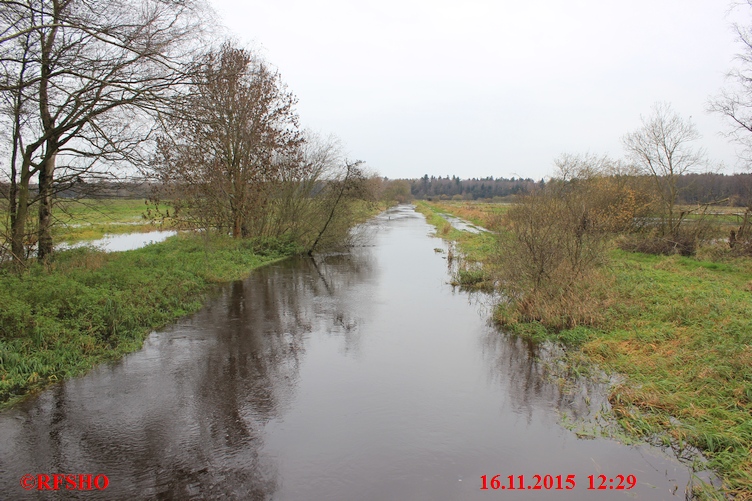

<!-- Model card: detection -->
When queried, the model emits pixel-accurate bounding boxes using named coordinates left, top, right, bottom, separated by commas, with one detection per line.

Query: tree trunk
left=308, top=164, right=354, bottom=256
left=10, top=152, right=33, bottom=262
left=233, top=212, right=242, bottom=238
left=36, top=2, right=60, bottom=261
left=11, top=178, right=29, bottom=261
left=37, top=149, right=56, bottom=260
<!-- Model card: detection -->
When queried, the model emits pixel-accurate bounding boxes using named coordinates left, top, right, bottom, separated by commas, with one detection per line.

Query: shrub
left=616, top=232, right=697, bottom=256
left=494, top=157, right=641, bottom=331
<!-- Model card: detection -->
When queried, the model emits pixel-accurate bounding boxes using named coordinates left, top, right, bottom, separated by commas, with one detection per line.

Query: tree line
left=398, top=172, right=752, bottom=205
left=406, top=175, right=540, bottom=201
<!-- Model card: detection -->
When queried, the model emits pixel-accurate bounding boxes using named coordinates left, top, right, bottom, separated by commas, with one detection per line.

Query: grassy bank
left=0, top=197, right=388, bottom=409
left=414, top=201, right=499, bottom=289
left=0, top=233, right=293, bottom=409
left=419, top=200, right=751, bottom=500
left=580, top=251, right=752, bottom=498
left=414, top=201, right=497, bottom=263
left=420, top=199, right=510, bottom=228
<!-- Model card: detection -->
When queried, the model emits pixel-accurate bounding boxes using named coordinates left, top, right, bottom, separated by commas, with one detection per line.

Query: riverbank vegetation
left=423, top=197, right=751, bottom=499
left=417, top=104, right=752, bottom=498
left=0, top=2, right=390, bottom=409
left=0, top=192, right=384, bottom=410
left=0, top=233, right=292, bottom=409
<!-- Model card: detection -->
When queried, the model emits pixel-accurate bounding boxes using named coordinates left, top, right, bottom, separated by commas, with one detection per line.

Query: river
left=0, top=205, right=696, bottom=500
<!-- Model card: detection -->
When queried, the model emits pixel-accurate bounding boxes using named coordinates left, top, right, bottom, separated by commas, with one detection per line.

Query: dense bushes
left=494, top=157, right=645, bottom=330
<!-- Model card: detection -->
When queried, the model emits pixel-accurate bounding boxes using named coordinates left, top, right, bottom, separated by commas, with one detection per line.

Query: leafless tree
left=0, top=0, right=208, bottom=262
left=155, top=42, right=301, bottom=238
left=305, top=159, right=366, bottom=255
left=709, top=0, right=752, bottom=164
left=622, top=102, right=706, bottom=238
left=263, top=133, right=373, bottom=254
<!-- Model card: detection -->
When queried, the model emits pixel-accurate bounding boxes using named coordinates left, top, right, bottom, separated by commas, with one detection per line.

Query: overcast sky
left=209, top=0, right=747, bottom=180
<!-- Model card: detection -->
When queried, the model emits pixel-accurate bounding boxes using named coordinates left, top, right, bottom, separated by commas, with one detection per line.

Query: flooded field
left=60, top=230, right=178, bottom=253
left=0, top=205, right=695, bottom=500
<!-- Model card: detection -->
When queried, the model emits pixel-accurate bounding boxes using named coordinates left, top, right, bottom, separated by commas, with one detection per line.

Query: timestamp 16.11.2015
left=480, top=474, right=637, bottom=491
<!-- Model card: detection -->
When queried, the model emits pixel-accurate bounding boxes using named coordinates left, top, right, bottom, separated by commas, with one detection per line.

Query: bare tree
left=261, top=132, right=374, bottom=254
left=268, top=133, right=341, bottom=241
left=306, top=159, right=366, bottom=255
left=622, top=102, right=706, bottom=238
left=709, top=0, right=752, bottom=164
left=0, top=0, right=207, bottom=262
left=155, top=42, right=301, bottom=238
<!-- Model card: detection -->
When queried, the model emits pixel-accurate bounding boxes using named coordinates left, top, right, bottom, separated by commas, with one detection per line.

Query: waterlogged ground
left=0, top=205, right=696, bottom=500
left=437, top=212, right=489, bottom=233
left=59, top=230, right=178, bottom=252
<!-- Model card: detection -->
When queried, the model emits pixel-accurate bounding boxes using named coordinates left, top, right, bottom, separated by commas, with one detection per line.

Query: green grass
left=422, top=199, right=510, bottom=228
left=54, top=198, right=153, bottom=224
left=51, top=198, right=172, bottom=242
left=0, top=233, right=292, bottom=408
left=420, top=201, right=752, bottom=499
left=415, top=201, right=497, bottom=263
left=578, top=251, right=752, bottom=498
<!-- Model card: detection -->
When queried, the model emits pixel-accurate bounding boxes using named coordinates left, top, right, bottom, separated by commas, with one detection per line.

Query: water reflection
left=478, top=329, right=608, bottom=424
left=0, top=205, right=695, bottom=500
left=0, top=249, right=377, bottom=499
left=60, top=230, right=178, bottom=253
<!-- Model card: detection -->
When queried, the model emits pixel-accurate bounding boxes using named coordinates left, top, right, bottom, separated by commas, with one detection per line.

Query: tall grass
left=415, top=202, right=498, bottom=291
left=423, top=200, right=508, bottom=229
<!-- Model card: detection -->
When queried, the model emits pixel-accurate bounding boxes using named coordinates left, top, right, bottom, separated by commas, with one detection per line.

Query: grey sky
left=210, top=0, right=746, bottom=180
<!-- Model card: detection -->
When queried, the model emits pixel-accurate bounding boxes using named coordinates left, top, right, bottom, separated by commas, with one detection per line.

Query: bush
left=247, top=235, right=302, bottom=257
left=493, top=159, right=643, bottom=331
left=616, top=232, right=697, bottom=256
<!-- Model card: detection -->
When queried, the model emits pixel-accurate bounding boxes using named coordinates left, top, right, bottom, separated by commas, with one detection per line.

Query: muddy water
left=0, top=205, right=694, bottom=500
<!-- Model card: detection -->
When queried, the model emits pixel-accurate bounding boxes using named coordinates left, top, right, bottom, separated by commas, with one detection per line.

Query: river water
left=0, top=205, right=695, bottom=500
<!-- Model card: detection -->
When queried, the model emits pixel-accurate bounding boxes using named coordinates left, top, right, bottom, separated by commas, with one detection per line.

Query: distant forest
left=405, top=175, right=540, bottom=201
left=402, top=173, right=752, bottom=206
left=2, top=172, right=752, bottom=206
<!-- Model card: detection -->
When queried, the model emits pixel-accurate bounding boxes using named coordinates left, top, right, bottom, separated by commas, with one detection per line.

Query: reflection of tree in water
left=306, top=252, right=376, bottom=355
left=0, top=250, right=376, bottom=500
left=197, top=250, right=376, bottom=424
left=175, top=250, right=375, bottom=497
left=479, top=324, right=609, bottom=424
